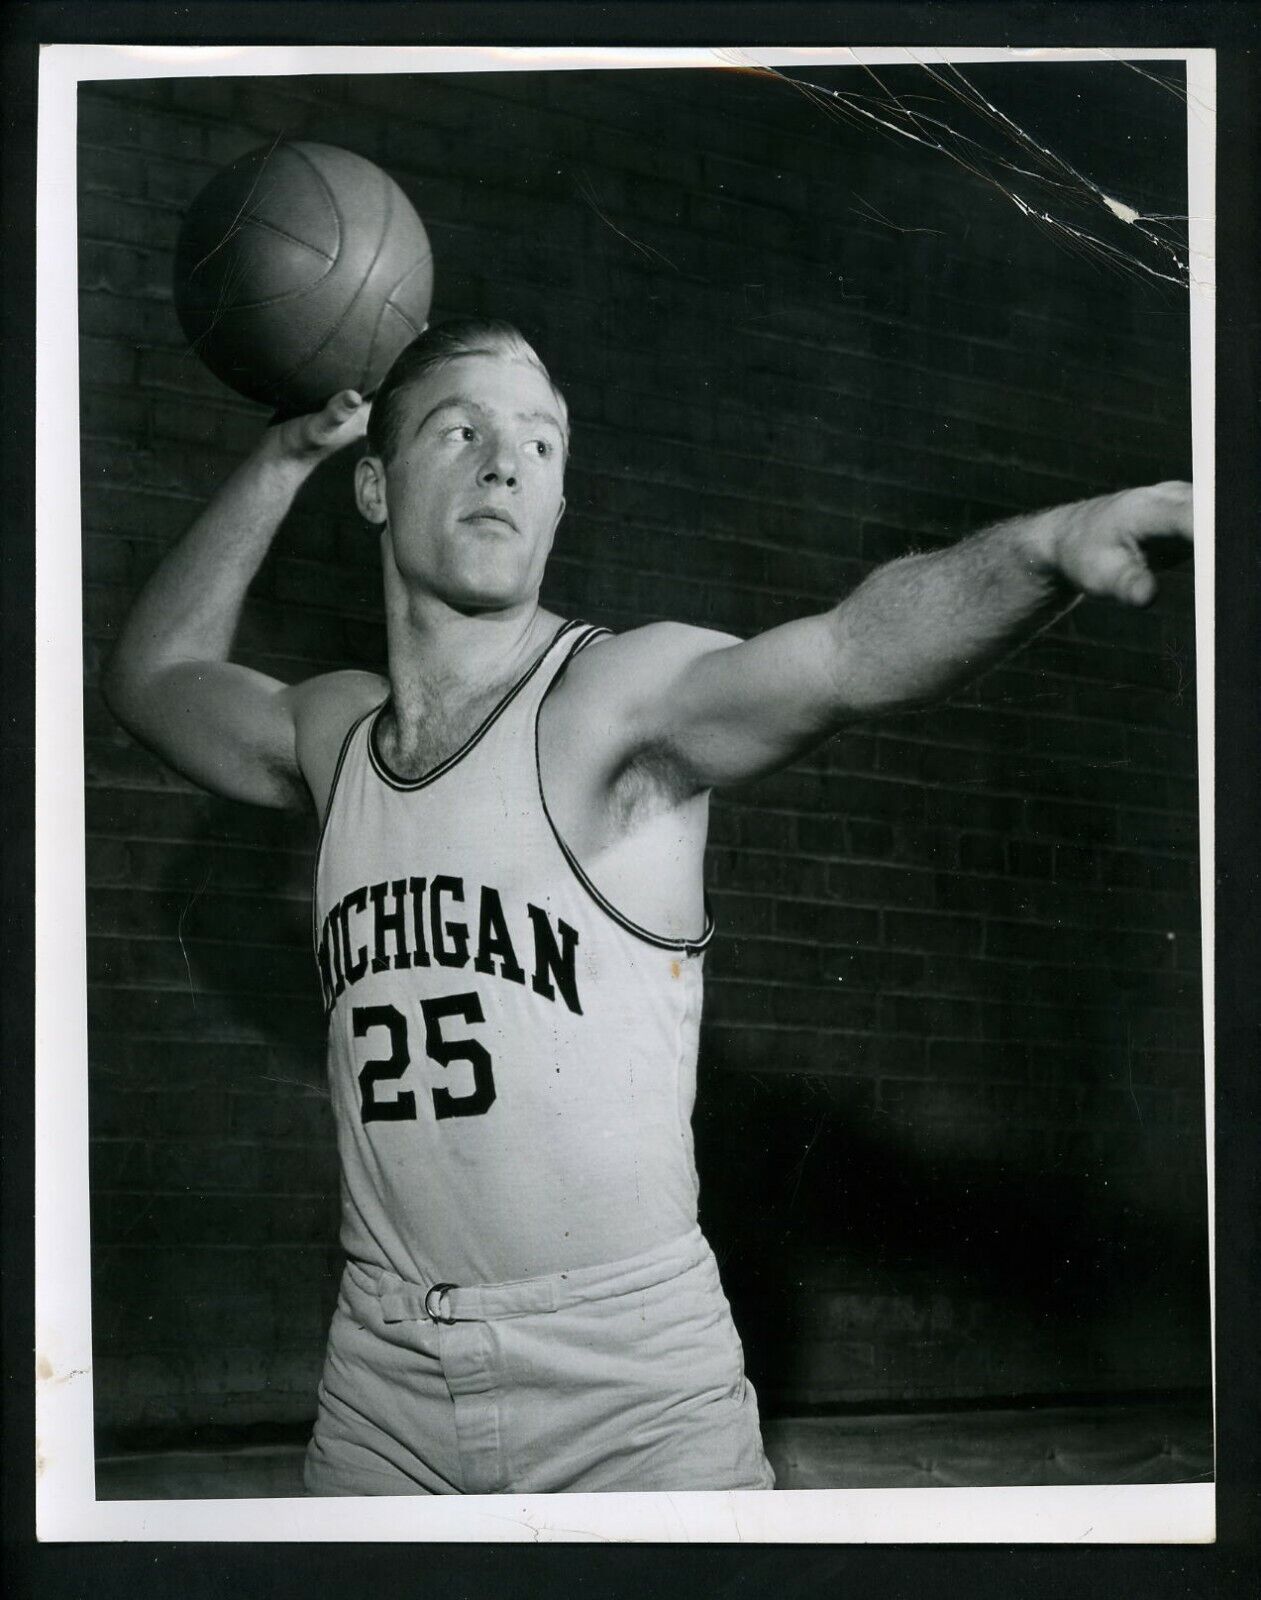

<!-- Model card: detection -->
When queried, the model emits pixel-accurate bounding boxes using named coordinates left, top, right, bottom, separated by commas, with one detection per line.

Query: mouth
left=461, top=507, right=519, bottom=533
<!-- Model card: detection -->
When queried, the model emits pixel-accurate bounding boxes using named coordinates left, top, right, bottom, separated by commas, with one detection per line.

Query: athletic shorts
left=303, top=1226, right=776, bottom=1495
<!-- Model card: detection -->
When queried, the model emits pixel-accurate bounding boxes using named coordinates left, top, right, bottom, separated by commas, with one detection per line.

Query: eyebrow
left=414, top=397, right=566, bottom=437
left=517, top=408, right=566, bottom=433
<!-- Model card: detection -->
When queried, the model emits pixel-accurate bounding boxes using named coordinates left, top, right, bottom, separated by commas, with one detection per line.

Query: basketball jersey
left=312, top=619, right=714, bottom=1287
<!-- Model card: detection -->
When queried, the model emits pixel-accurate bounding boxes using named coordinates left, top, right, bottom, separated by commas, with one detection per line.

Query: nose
left=478, top=435, right=518, bottom=489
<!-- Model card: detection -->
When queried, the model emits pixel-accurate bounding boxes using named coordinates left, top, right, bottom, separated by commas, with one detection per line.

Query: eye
left=444, top=423, right=477, bottom=443
left=527, top=438, right=554, bottom=459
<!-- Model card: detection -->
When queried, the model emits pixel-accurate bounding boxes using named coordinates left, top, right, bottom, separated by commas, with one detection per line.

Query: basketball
left=173, top=141, right=434, bottom=414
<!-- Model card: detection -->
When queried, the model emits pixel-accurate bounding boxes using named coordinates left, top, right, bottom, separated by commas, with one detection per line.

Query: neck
left=382, top=564, right=561, bottom=741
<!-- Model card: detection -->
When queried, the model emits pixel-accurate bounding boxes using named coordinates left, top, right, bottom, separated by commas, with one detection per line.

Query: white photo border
left=34, top=41, right=1216, bottom=1545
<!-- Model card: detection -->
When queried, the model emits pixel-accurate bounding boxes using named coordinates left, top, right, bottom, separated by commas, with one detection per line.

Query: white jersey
left=312, top=619, right=714, bottom=1288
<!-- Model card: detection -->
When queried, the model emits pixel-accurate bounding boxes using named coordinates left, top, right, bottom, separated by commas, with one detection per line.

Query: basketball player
left=103, top=318, right=1193, bottom=1496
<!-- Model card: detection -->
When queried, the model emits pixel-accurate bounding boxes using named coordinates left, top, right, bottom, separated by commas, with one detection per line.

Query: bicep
left=659, top=615, right=848, bottom=789
left=575, top=616, right=848, bottom=795
left=103, top=657, right=307, bottom=809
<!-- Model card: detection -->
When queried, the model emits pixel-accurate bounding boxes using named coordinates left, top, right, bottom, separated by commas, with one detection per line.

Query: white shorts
left=303, top=1226, right=776, bottom=1495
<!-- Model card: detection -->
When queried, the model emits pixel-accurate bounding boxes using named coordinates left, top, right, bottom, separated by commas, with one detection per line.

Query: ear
left=355, top=454, right=389, bottom=526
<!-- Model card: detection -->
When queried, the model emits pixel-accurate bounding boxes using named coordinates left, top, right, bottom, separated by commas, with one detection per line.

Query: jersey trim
left=366, top=618, right=585, bottom=792
left=309, top=701, right=381, bottom=960
left=535, top=627, right=716, bottom=957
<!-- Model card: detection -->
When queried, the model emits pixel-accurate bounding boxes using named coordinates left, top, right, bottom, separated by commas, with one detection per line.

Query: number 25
left=353, top=995, right=496, bottom=1124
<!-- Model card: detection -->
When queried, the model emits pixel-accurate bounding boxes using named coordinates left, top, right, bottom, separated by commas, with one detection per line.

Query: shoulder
left=289, top=668, right=387, bottom=727
left=560, top=621, right=742, bottom=705
left=542, top=622, right=743, bottom=797
left=287, top=669, right=388, bottom=816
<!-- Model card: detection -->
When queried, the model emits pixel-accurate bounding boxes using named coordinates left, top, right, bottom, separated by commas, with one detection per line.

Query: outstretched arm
left=102, top=392, right=370, bottom=808
left=566, top=481, right=1193, bottom=795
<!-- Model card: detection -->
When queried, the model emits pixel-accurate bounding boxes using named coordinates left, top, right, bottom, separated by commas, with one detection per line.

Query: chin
left=442, top=573, right=538, bottom=615
left=460, top=547, right=548, bottom=600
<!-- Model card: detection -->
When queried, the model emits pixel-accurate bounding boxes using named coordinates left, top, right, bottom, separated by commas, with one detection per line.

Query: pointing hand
left=1049, top=481, right=1193, bottom=607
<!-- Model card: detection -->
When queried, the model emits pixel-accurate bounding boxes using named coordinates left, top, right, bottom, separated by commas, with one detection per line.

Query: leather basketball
left=173, top=141, right=433, bottom=413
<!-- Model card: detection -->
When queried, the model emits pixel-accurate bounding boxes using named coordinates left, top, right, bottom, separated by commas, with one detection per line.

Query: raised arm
left=561, top=481, right=1193, bottom=796
left=102, top=392, right=370, bottom=808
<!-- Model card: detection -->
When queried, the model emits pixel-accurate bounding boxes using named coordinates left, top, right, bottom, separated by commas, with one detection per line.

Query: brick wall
left=78, top=66, right=1207, bottom=1435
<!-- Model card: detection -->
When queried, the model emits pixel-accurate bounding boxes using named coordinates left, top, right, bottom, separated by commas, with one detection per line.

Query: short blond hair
left=367, top=317, right=569, bottom=462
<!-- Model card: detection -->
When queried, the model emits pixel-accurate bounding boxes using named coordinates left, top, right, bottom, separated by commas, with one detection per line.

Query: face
left=357, top=352, right=567, bottom=613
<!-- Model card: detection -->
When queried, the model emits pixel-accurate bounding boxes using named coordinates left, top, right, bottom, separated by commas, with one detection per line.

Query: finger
left=1108, top=547, right=1158, bottom=608
left=320, top=389, right=363, bottom=427
left=1118, top=563, right=1157, bottom=608
left=307, top=389, right=367, bottom=445
left=1131, top=480, right=1194, bottom=543
left=1161, top=481, right=1193, bottom=542
left=1074, top=533, right=1158, bottom=608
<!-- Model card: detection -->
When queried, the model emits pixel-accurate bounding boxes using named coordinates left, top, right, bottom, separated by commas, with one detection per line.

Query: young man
left=104, top=318, right=1193, bottom=1496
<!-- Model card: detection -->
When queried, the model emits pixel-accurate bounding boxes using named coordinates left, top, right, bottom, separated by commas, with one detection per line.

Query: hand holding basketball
left=269, top=388, right=372, bottom=465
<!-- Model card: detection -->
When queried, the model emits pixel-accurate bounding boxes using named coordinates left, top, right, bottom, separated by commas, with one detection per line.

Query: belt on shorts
left=358, top=1226, right=710, bottom=1326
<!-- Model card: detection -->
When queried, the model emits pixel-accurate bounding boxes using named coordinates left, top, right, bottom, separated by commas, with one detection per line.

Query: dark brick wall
left=79, top=66, right=1207, bottom=1435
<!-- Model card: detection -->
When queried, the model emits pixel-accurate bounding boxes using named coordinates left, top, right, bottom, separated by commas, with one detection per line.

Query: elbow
left=99, top=640, right=151, bottom=737
left=822, top=607, right=881, bottom=721
left=99, top=637, right=133, bottom=718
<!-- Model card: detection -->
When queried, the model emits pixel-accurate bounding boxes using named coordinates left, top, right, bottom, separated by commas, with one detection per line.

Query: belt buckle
left=424, top=1281, right=458, bottom=1325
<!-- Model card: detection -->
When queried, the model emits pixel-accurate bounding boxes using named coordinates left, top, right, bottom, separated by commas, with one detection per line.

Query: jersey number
left=354, top=997, right=497, bottom=1125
